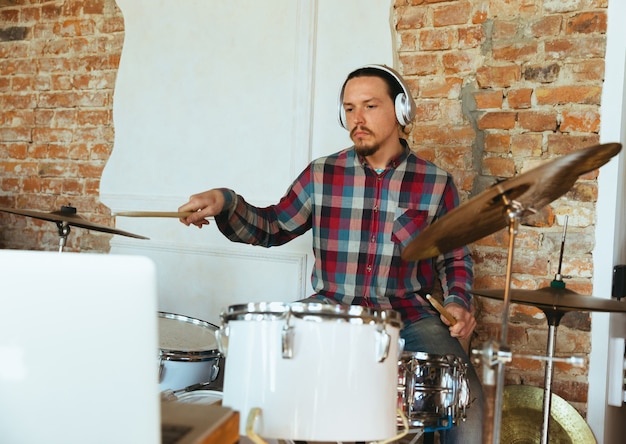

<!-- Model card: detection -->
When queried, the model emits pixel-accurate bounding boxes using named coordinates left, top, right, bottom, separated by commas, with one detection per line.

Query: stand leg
left=540, top=314, right=563, bottom=444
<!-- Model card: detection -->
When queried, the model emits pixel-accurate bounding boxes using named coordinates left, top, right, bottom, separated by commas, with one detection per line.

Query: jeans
left=401, top=317, right=484, bottom=444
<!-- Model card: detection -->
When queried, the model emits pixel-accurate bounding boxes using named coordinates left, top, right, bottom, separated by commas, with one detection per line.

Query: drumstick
left=426, top=294, right=457, bottom=326
left=113, top=211, right=195, bottom=218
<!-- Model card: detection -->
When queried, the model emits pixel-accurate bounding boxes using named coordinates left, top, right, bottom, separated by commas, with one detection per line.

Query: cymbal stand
left=539, top=216, right=569, bottom=444
left=479, top=191, right=525, bottom=444
left=56, top=221, right=70, bottom=253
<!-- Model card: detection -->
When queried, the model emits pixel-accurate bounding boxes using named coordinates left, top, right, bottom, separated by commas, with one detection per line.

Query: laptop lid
left=0, top=250, right=160, bottom=443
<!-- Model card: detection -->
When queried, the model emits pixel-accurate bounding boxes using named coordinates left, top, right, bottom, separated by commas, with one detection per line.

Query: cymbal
left=501, top=385, right=596, bottom=443
left=472, top=286, right=626, bottom=313
left=0, top=206, right=149, bottom=240
left=402, top=142, right=622, bottom=261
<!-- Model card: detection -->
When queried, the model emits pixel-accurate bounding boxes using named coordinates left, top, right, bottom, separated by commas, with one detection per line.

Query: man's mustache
left=351, top=126, right=372, bottom=137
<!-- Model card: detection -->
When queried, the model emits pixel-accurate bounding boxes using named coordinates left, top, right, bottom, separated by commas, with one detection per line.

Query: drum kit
left=1, top=142, right=624, bottom=443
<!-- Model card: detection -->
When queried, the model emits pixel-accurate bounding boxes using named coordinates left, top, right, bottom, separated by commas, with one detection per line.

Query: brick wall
left=0, top=0, right=610, bottom=415
left=0, top=0, right=123, bottom=252
left=395, top=0, right=608, bottom=414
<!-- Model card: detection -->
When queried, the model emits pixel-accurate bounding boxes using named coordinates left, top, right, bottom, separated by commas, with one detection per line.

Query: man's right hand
left=178, top=189, right=226, bottom=228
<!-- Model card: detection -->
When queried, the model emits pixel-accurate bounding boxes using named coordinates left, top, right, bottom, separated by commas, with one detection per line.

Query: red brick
left=482, top=156, right=516, bottom=177
left=478, top=111, right=517, bottom=130
left=560, top=110, right=601, bottom=133
left=511, top=134, right=542, bottom=157
left=419, top=27, right=456, bottom=51
left=493, top=42, right=538, bottom=62
left=396, top=6, right=427, bottom=30
left=476, top=65, right=521, bottom=88
left=545, top=37, right=606, bottom=60
left=484, top=133, right=510, bottom=153
left=419, top=76, right=463, bottom=98
left=518, top=111, right=558, bottom=131
left=547, top=134, right=600, bottom=155
left=443, top=50, right=478, bottom=74
left=474, top=90, right=503, bottom=109
left=458, top=24, right=484, bottom=48
left=399, top=53, right=439, bottom=76
left=566, top=11, right=607, bottom=34
left=529, top=15, right=563, bottom=38
left=507, top=88, right=532, bottom=109
left=535, top=86, right=602, bottom=105
left=433, top=1, right=471, bottom=26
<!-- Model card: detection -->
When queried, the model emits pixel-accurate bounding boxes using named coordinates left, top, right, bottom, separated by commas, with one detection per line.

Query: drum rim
left=158, top=311, right=219, bottom=330
left=158, top=311, right=221, bottom=355
left=220, top=301, right=402, bottom=327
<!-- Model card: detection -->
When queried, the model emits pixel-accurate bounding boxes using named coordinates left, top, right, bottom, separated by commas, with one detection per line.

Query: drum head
left=158, top=312, right=219, bottom=354
left=175, top=390, right=223, bottom=405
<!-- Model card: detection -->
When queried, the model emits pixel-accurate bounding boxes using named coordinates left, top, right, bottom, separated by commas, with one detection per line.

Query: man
left=179, top=64, right=483, bottom=443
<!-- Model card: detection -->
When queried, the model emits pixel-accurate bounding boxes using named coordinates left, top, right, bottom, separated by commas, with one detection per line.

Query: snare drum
left=158, top=312, right=221, bottom=392
left=218, top=301, right=402, bottom=442
left=397, top=352, right=470, bottom=430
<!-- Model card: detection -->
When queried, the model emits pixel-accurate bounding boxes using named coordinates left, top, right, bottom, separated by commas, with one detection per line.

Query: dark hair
left=341, top=67, right=404, bottom=102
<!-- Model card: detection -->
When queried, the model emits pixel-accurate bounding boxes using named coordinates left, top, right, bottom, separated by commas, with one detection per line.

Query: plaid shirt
left=215, top=140, right=473, bottom=324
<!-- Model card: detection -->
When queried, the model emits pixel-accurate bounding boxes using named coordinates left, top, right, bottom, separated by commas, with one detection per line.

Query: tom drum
left=158, top=312, right=222, bottom=392
left=218, top=301, right=402, bottom=442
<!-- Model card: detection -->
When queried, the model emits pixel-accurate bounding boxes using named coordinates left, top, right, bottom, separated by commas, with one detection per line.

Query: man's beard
left=351, top=126, right=379, bottom=157
left=354, top=144, right=380, bottom=157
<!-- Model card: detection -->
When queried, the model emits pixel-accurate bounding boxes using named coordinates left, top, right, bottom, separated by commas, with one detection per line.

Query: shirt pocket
left=391, top=207, right=430, bottom=247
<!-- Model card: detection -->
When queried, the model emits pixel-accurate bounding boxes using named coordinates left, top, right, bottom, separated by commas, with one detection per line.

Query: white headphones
left=338, top=64, right=417, bottom=130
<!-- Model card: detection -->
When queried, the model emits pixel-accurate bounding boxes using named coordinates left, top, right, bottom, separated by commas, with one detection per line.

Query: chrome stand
left=476, top=192, right=524, bottom=444
left=56, top=221, right=71, bottom=253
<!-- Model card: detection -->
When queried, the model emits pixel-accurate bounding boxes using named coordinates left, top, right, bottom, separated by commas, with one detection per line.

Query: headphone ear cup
left=339, top=106, right=348, bottom=130
left=395, top=93, right=410, bottom=126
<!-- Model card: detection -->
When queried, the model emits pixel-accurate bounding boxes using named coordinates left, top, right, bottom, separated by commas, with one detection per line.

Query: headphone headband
left=338, top=64, right=416, bottom=129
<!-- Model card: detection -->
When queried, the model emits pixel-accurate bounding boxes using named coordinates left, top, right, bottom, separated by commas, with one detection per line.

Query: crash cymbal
left=0, top=206, right=149, bottom=240
left=472, top=286, right=626, bottom=313
left=402, top=142, right=622, bottom=261
left=501, top=385, right=596, bottom=444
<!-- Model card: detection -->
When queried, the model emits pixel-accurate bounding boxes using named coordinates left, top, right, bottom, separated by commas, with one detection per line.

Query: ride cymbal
left=501, top=385, right=596, bottom=444
left=402, top=143, right=622, bottom=261
left=472, top=286, right=626, bottom=313
left=0, top=206, right=149, bottom=240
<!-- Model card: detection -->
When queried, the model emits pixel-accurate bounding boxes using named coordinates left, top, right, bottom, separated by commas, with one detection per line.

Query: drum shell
left=158, top=312, right=222, bottom=392
left=220, top=302, right=402, bottom=442
left=397, top=351, right=469, bottom=428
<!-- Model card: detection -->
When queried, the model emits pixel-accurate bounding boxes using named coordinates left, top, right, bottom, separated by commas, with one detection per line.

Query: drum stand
left=475, top=192, right=523, bottom=444
left=56, top=221, right=71, bottom=252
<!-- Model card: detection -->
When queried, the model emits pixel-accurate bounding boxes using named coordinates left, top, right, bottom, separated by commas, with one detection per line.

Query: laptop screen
left=0, top=250, right=160, bottom=443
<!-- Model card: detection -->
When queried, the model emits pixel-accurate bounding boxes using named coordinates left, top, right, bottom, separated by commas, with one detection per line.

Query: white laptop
left=0, top=249, right=238, bottom=444
left=0, top=250, right=161, bottom=443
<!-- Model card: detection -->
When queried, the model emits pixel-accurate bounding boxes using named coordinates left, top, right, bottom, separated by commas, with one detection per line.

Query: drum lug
left=158, top=351, right=165, bottom=383
left=376, top=325, right=391, bottom=363
left=216, top=325, right=229, bottom=356
left=281, top=324, right=295, bottom=359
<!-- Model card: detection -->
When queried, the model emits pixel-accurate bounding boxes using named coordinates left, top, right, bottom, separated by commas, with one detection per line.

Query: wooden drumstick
left=426, top=294, right=457, bottom=326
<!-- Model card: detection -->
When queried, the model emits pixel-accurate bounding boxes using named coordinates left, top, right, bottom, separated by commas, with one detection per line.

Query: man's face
left=342, top=76, right=400, bottom=156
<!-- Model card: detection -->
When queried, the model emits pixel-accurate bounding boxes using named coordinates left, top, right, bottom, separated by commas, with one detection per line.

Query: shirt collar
left=355, top=138, right=410, bottom=171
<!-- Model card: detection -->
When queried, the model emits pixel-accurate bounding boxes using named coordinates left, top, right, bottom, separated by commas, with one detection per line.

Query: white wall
left=101, top=0, right=394, bottom=325
left=588, top=0, right=626, bottom=442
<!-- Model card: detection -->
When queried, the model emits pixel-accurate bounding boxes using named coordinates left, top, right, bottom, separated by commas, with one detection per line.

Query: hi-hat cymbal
left=0, top=206, right=149, bottom=240
left=472, top=286, right=626, bottom=313
left=402, top=143, right=622, bottom=261
left=501, top=385, right=596, bottom=444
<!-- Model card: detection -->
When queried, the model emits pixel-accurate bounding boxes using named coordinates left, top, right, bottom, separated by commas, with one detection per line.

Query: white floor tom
left=397, top=351, right=470, bottom=430
left=219, top=301, right=402, bottom=442
left=158, top=312, right=221, bottom=392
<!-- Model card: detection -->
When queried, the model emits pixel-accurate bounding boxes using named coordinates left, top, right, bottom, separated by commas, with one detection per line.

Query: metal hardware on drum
left=397, top=352, right=471, bottom=433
